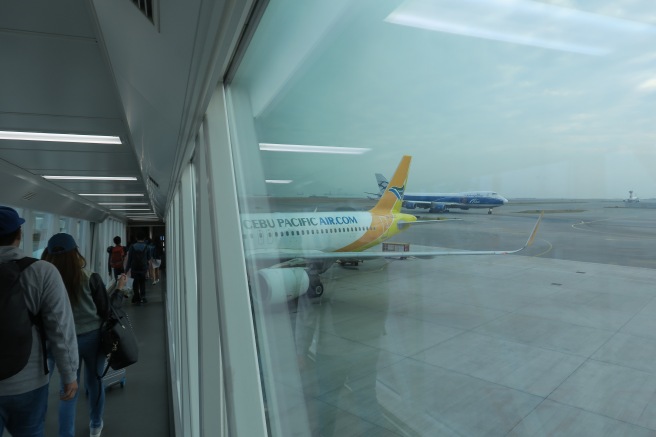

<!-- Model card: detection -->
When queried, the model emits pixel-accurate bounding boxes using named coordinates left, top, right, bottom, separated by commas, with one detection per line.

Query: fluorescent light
left=43, top=176, right=137, bottom=181
left=110, top=208, right=151, bottom=211
left=259, top=143, right=370, bottom=155
left=98, top=202, right=149, bottom=206
left=0, top=130, right=121, bottom=144
left=266, top=180, right=293, bottom=184
left=79, top=193, right=145, bottom=197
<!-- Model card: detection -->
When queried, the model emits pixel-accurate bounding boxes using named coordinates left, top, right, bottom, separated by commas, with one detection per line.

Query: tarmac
left=273, top=198, right=656, bottom=436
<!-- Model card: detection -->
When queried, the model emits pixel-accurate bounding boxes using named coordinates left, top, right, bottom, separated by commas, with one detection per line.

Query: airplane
left=241, top=156, right=541, bottom=304
left=365, top=173, right=388, bottom=199
left=624, top=190, right=639, bottom=203
left=372, top=174, right=508, bottom=214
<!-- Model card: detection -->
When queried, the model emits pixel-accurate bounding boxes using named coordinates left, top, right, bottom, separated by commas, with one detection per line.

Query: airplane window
left=224, top=1, right=656, bottom=434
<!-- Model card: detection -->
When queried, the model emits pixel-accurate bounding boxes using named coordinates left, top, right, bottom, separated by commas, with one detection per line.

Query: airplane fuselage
left=241, top=211, right=416, bottom=254
left=402, top=191, right=508, bottom=211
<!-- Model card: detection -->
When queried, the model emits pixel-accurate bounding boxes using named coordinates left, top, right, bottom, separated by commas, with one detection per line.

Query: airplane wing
left=397, top=217, right=462, bottom=230
left=248, top=213, right=542, bottom=262
left=408, top=200, right=461, bottom=209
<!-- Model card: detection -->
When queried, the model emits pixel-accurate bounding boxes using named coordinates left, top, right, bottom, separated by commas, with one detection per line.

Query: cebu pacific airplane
left=241, top=156, right=541, bottom=303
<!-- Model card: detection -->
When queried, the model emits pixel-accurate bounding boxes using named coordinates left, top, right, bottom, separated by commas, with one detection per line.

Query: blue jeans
left=57, top=329, right=105, bottom=437
left=132, top=271, right=146, bottom=300
left=0, top=384, right=48, bottom=437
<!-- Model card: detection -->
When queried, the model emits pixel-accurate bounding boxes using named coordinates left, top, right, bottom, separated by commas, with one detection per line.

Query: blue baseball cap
left=47, top=233, right=78, bottom=255
left=0, top=206, right=25, bottom=237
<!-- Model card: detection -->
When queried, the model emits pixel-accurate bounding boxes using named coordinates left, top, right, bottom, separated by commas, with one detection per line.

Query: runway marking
left=571, top=217, right=656, bottom=240
left=530, top=238, right=552, bottom=258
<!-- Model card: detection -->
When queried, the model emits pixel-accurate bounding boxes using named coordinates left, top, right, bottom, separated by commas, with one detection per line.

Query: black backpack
left=0, top=258, right=47, bottom=380
left=130, top=245, right=148, bottom=272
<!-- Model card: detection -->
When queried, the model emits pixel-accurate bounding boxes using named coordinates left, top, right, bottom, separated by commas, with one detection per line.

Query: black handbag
left=100, top=303, right=139, bottom=372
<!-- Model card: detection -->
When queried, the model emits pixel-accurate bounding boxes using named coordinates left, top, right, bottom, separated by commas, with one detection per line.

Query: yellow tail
left=370, top=155, right=411, bottom=214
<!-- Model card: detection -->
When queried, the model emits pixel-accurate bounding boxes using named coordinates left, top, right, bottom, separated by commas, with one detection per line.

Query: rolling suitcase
left=102, top=361, right=126, bottom=389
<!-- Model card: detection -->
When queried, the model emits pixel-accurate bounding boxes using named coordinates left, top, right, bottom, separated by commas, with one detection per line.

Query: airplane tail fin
left=370, top=156, right=410, bottom=214
left=375, top=173, right=389, bottom=196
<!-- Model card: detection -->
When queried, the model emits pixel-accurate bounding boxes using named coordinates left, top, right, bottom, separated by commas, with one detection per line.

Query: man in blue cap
left=0, top=206, right=79, bottom=437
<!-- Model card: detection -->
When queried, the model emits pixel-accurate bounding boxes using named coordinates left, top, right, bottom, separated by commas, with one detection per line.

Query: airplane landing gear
left=488, top=208, right=493, bottom=214
left=307, top=275, right=324, bottom=298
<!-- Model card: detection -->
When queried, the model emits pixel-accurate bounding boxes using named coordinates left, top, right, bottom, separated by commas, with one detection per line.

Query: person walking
left=43, top=233, right=125, bottom=437
left=126, top=231, right=151, bottom=304
left=107, top=236, right=126, bottom=280
left=0, top=206, right=79, bottom=437
left=149, top=239, right=162, bottom=285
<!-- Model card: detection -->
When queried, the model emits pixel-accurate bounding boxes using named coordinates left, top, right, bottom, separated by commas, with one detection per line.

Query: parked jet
left=242, top=156, right=541, bottom=303
left=372, top=174, right=508, bottom=214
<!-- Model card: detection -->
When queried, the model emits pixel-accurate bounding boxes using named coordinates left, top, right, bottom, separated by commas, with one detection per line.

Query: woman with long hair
left=43, top=233, right=126, bottom=437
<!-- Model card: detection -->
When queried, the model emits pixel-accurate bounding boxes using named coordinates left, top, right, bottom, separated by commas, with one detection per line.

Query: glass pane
left=225, top=1, right=656, bottom=435
left=32, top=212, right=51, bottom=259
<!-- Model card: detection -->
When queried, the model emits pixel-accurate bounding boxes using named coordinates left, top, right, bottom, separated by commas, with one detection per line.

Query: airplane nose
left=502, top=197, right=508, bottom=204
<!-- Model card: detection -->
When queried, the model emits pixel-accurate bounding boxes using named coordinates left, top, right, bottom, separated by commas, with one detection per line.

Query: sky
left=234, top=0, right=656, bottom=199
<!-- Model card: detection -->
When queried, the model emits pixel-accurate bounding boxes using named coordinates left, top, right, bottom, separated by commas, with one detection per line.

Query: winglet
left=370, top=156, right=411, bottom=214
left=524, top=212, right=543, bottom=249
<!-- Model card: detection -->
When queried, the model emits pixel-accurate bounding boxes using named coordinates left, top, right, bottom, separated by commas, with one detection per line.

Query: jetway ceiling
left=0, top=0, right=243, bottom=222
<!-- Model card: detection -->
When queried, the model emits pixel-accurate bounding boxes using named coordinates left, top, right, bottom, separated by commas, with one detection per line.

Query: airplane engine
left=403, top=201, right=417, bottom=209
left=429, top=203, right=447, bottom=213
left=254, top=268, right=310, bottom=304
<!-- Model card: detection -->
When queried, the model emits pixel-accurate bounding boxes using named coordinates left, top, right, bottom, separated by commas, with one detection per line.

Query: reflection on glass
left=32, top=212, right=50, bottom=259
left=226, top=0, right=656, bottom=435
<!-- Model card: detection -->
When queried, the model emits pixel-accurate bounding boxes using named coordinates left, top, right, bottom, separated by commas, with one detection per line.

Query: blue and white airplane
left=373, top=174, right=508, bottom=214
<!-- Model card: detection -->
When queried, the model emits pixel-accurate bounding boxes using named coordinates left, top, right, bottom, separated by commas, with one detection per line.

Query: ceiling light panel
left=259, top=143, right=370, bottom=154
left=98, top=203, right=149, bottom=206
left=0, top=130, right=122, bottom=144
left=79, top=193, right=145, bottom=197
left=42, top=176, right=138, bottom=181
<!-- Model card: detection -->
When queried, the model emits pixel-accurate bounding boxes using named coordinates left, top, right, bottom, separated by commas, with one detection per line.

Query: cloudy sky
left=233, top=0, right=656, bottom=199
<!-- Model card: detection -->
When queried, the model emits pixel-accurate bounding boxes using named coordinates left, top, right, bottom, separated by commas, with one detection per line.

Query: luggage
left=99, top=281, right=130, bottom=390
left=102, top=364, right=126, bottom=389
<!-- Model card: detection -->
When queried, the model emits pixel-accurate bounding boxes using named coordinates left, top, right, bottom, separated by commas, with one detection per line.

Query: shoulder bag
left=100, top=298, right=139, bottom=372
